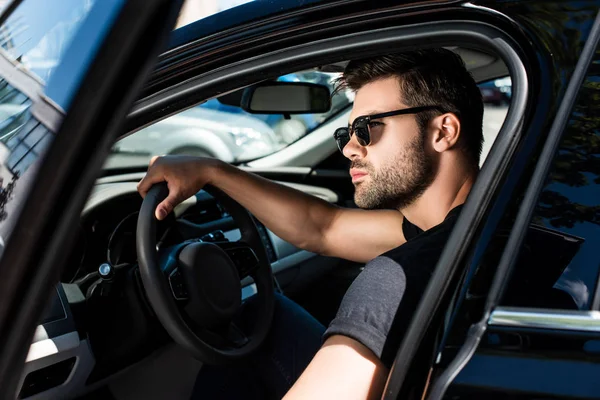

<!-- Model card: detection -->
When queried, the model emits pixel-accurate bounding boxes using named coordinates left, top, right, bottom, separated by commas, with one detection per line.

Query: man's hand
left=137, top=155, right=220, bottom=220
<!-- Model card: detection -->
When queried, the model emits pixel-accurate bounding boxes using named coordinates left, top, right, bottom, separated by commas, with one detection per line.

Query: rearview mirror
left=241, top=82, right=331, bottom=114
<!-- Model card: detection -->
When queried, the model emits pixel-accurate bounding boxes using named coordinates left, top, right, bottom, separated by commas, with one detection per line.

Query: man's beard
left=352, top=133, right=435, bottom=210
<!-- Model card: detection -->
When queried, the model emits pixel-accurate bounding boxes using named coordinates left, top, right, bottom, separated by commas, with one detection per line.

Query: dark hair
left=337, top=48, right=484, bottom=167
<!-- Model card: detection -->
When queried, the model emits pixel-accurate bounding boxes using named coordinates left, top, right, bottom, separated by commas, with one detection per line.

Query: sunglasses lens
left=355, top=126, right=370, bottom=147
left=353, top=118, right=371, bottom=147
left=334, top=128, right=350, bottom=152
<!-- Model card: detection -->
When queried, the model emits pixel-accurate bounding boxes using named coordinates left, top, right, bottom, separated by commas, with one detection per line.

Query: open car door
left=0, top=0, right=183, bottom=398
left=383, top=8, right=600, bottom=400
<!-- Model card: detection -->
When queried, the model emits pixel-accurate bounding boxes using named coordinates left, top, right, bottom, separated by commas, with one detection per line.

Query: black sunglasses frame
left=333, top=105, right=445, bottom=153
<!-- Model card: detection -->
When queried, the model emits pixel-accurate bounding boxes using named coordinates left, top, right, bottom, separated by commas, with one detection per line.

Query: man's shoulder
left=378, top=205, right=462, bottom=271
left=324, top=205, right=464, bottom=368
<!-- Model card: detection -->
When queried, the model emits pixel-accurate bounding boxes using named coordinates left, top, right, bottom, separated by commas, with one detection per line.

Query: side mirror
left=241, top=82, right=331, bottom=114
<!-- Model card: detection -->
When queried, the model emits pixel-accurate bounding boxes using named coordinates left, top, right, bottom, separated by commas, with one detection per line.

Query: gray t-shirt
left=323, top=206, right=462, bottom=368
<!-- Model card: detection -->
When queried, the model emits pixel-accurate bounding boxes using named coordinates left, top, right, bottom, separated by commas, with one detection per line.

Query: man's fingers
left=156, top=192, right=182, bottom=220
left=137, top=155, right=193, bottom=219
left=137, top=171, right=163, bottom=198
left=149, top=155, right=160, bottom=166
left=137, top=178, right=152, bottom=198
left=137, top=156, right=164, bottom=198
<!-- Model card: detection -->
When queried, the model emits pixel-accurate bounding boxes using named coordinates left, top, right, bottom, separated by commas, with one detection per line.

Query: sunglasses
left=333, top=105, right=444, bottom=153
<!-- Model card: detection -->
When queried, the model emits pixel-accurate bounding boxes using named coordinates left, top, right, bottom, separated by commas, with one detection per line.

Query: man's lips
left=350, top=169, right=368, bottom=182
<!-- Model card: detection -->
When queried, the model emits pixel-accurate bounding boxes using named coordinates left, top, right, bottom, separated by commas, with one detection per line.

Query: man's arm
left=284, top=335, right=389, bottom=400
left=137, top=156, right=405, bottom=263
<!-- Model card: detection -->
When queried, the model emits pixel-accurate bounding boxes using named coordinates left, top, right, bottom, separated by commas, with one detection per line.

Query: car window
left=499, top=50, right=600, bottom=310
left=107, top=71, right=351, bottom=168
left=109, top=72, right=508, bottom=170
left=1, top=0, right=96, bottom=83
left=479, top=76, right=511, bottom=165
left=0, top=0, right=97, bottom=250
left=175, top=0, right=253, bottom=29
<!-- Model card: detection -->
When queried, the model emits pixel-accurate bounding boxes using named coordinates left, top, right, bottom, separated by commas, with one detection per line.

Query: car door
left=0, top=0, right=183, bottom=398
left=439, top=19, right=600, bottom=399
left=382, top=4, right=600, bottom=400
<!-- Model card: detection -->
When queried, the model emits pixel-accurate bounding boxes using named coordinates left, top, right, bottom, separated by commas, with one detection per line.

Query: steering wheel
left=136, top=183, right=274, bottom=364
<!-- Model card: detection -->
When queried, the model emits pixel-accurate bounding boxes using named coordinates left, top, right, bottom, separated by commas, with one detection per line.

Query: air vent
left=179, top=200, right=224, bottom=225
left=19, top=357, right=76, bottom=398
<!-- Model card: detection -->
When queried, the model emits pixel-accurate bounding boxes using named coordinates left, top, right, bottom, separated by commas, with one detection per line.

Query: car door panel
left=423, top=7, right=600, bottom=400
left=0, top=0, right=184, bottom=397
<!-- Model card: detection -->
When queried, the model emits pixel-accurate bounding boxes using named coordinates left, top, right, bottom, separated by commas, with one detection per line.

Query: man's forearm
left=139, top=156, right=405, bottom=263
left=208, top=161, right=338, bottom=254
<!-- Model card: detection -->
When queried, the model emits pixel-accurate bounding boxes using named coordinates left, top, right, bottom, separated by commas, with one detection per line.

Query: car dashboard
left=18, top=174, right=336, bottom=399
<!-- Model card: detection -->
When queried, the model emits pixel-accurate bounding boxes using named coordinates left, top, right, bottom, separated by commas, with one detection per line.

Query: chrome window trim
left=488, top=306, right=600, bottom=332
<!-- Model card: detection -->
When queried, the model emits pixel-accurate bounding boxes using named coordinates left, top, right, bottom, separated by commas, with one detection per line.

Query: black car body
left=0, top=0, right=598, bottom=399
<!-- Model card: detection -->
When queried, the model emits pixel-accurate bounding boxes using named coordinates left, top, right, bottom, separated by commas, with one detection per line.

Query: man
left=138, top=48, right=483, bottom=399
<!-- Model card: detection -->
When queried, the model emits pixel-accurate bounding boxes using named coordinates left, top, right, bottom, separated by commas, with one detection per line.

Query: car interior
left=0, top=0, right=595, bottom=395
left=22, top=4, right=592, bottom=390
left=11, top=43, right=517, bottom=399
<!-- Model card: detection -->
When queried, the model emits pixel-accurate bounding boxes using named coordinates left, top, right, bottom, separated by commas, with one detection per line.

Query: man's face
left=344, top=77, right=435, bottom=210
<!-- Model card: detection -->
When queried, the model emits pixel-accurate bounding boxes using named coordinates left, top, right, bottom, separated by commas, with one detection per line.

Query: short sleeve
left=323, top=206, right=462, bottom=367
left=323, top=255, right=406, bottom=364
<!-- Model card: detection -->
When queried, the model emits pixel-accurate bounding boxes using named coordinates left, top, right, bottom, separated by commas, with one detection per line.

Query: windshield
left=107, top=71, right=352, bottom=169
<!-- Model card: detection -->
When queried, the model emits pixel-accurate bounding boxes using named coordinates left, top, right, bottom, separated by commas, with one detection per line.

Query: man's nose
left=342, top=132, right=366, bottom=160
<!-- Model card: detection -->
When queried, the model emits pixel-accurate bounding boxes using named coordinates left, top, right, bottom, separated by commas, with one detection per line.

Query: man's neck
left=400, top=164, right=477, bottom=231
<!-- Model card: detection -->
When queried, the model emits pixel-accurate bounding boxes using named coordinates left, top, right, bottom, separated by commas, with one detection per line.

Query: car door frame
left=127, top=2, right=534, bottom=394
left=0, top=0, right=183, bottom=397
left=382, top=7, right=600, bottom=400
left=439, top=9, right=600, bottom=399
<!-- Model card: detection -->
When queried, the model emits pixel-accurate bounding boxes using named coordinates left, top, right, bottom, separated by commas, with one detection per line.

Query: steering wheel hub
left=178, top=242, right=242, bottom=327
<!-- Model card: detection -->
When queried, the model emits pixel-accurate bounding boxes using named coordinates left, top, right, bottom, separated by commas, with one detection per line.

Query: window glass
left=479, top=77, right=511, bottom=165
left=108, top=72, right=510, bottom=171
left=1, top=0, right=96, bottom=82
left=500, top=49, right=600, bottom=310
left=175, top=0, right=253, bottom=29
left=107, top=71, right=352, bottom=169
left=0, top=0, right=96, bottom=250
left=0, top=81, right=51, bottom=236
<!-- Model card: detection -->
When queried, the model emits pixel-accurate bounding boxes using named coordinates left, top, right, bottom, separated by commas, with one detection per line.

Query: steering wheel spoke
left=215, top=241, right=260, bottom=280
left=168, top=268, right=189, bottom=302
left=226, top=322, right=250, bottom=348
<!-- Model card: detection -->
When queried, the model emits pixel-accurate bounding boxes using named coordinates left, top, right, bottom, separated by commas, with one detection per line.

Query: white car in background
left=107, top=106, right=281, bottom=168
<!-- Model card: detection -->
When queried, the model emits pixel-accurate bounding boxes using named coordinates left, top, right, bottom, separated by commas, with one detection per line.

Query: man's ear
left=430, top=113, right=460, bottom=153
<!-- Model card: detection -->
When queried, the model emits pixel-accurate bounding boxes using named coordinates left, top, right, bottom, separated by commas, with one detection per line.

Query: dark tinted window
left=501, top=48, right=600, bottom=310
